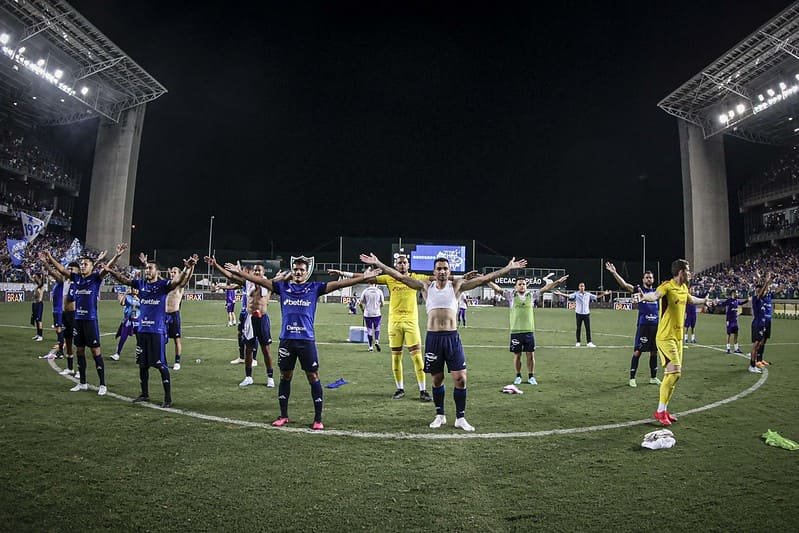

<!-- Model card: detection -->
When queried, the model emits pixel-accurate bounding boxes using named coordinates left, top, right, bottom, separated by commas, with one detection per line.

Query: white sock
left=726, top=344, right=731, bottom=350
left=396, top=380, right=404, bottom=389
left=734, top=343, right=739, bottom=350
left=657, top=402, right=667, bottom=412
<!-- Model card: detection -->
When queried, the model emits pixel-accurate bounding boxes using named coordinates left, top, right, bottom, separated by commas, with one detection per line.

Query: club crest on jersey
left=291, top=255, right=315, bottom=283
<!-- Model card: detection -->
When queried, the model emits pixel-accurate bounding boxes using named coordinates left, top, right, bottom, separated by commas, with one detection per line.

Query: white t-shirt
left=358, top=286, right=384, bottom=317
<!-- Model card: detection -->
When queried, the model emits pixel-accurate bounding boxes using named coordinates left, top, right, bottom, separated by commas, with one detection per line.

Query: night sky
left=66, top=1, right=793, bottom=265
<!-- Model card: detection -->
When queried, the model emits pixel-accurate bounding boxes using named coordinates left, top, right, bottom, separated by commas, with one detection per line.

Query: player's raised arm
left=541, top=274, right=569, bottom=293
left=168, top=255, right=197, bottom=290
left=102, top=264, right=135, bottom=287
left=39, top=250, right=70, bottom=278
left=360, top=252, right=424, bottom=290
left=327, top=268, right=364, bottom=280
left=460, top=257, right=527, bottom=291
left=225, top=262, right=275, bottom=291
left=205, top=255, right=245, bottom=283
left=605, top=262, right=634, bottom=292
left=99, top=243, right=128, bottom=279
left=326, top=266, right=382, bottom=294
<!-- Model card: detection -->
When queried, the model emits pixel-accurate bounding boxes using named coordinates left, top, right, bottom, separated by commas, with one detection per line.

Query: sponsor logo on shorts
left=424, top=352, right=437, bottom=362
left=511, top=339, right=520, bottom=346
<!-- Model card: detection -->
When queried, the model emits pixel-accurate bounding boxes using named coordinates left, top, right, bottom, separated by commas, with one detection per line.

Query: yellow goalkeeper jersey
left=656, top=279, right=689, bottom=343
left=376, top=273, right=429, bottom=322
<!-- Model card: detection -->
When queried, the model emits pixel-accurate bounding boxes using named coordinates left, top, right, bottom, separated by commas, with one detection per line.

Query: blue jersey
left=52, top=281, right=64, bottom=313
left=70, top=273, right=102, bottom=321
left=636, top=285, right=658, bottom=325
left=752, top=292, right=773, bottom=325
left=723, top=298, right=741, bottom=322
left=133, top=279, right=172, bottom=334
left=272, top=281, right=327, bottom=340
left=225, top=289, right=236, bottom=305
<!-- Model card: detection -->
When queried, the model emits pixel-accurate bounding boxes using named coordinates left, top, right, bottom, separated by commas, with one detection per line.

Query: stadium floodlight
left=54, top=69, right=63, bottom=79
left=80, top=86, right=89, bottom=96
left=36, top=58, right=45, bottom=67
left=0, top=33, right=9, bottom=45
left=768, top=88, right=776, bottom=97
left=31, top=96, right=36, bottom=100
left=728, top=110, right=735, bottom=119
left=780, top=82, right=788, bottom=91
left=736, top=103, right=746, bottom=114
left=719, top=114, right=729, bottom=124
left=17, top=46, right=24, bottom=53
left=758, top=94, right=765, bottom=101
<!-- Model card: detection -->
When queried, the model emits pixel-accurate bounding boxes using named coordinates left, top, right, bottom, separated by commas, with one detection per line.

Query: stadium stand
left=693, top=244, right=799, bottom=299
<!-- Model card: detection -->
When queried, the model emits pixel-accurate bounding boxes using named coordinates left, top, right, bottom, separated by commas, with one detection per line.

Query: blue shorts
left=424, top=331, right=467, bottom=374
left=73, top=320, right=101, bottom=348
left=726, top=321, right=739, bottom=335
left=752, top=321, right=771, bottom=343
left=53, top=311, right=63, bottom=328
left=684, top=314, right=696, bottom=328
left=634, top=323, right=658, bottom=353
left=31, top=301, right=43, bottom=324
left=277, top=339, right=319, bottom=373
left=246, top=315, right=272, bottom=348
left=135, top=332, right=167, bottom=367
left=166, top=311, right=181, bottom=339
left=509, top=332, right=535, bottom=353
left=225, top=302, right=235, bottom=313
left=62, top=311, right=75, bottom=339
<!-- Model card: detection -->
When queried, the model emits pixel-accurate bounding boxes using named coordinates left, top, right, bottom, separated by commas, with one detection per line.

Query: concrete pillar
left=678, top=121, right=730, bottom=273
left=85, top=104, right=146, bottom=266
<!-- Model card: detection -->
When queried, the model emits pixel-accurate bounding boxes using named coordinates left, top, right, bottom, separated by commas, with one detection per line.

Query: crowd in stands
left=0, top=129, right=78, bottom=189
left=739, top=145, right=799, bottom=201
left=0, top=194, right=72, bottom=227
left=0, top=222, right=73, bottom=281
left=692, top=245, right=799, bottom=300
left=746, top=206, right=799, bottom=239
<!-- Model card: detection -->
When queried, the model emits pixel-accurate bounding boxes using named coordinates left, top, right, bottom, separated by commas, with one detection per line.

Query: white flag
left=20, top=211, right=45, bottom=243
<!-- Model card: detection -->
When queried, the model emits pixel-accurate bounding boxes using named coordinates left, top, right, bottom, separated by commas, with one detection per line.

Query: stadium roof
left=0, top=0, right=166, bottom=125
left=659, top=2, right=799, bottom=145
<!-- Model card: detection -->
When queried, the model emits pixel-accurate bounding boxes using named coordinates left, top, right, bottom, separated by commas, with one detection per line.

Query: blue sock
left=433, top=385, right=445, bottom=415
left=311, top=380, right=323, bottom=422
left=278, top=379, right=291, bottom=417
left=454, top=388, right=467, bottom=419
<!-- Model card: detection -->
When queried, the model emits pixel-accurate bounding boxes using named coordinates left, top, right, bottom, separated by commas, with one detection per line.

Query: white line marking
left=45, top=352, right=769, bottom=440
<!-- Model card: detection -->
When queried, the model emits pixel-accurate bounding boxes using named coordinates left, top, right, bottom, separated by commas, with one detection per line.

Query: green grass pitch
left=1, top=300, right=797, bottom=531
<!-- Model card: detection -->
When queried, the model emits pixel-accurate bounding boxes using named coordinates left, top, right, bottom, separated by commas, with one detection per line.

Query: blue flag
left=6, top=239, right=26, bottom=266
left=60, top=238, right=82, bottom=265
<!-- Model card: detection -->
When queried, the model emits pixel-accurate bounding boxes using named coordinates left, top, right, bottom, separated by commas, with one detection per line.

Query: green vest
left=509, top=290, right=535, bottom=333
